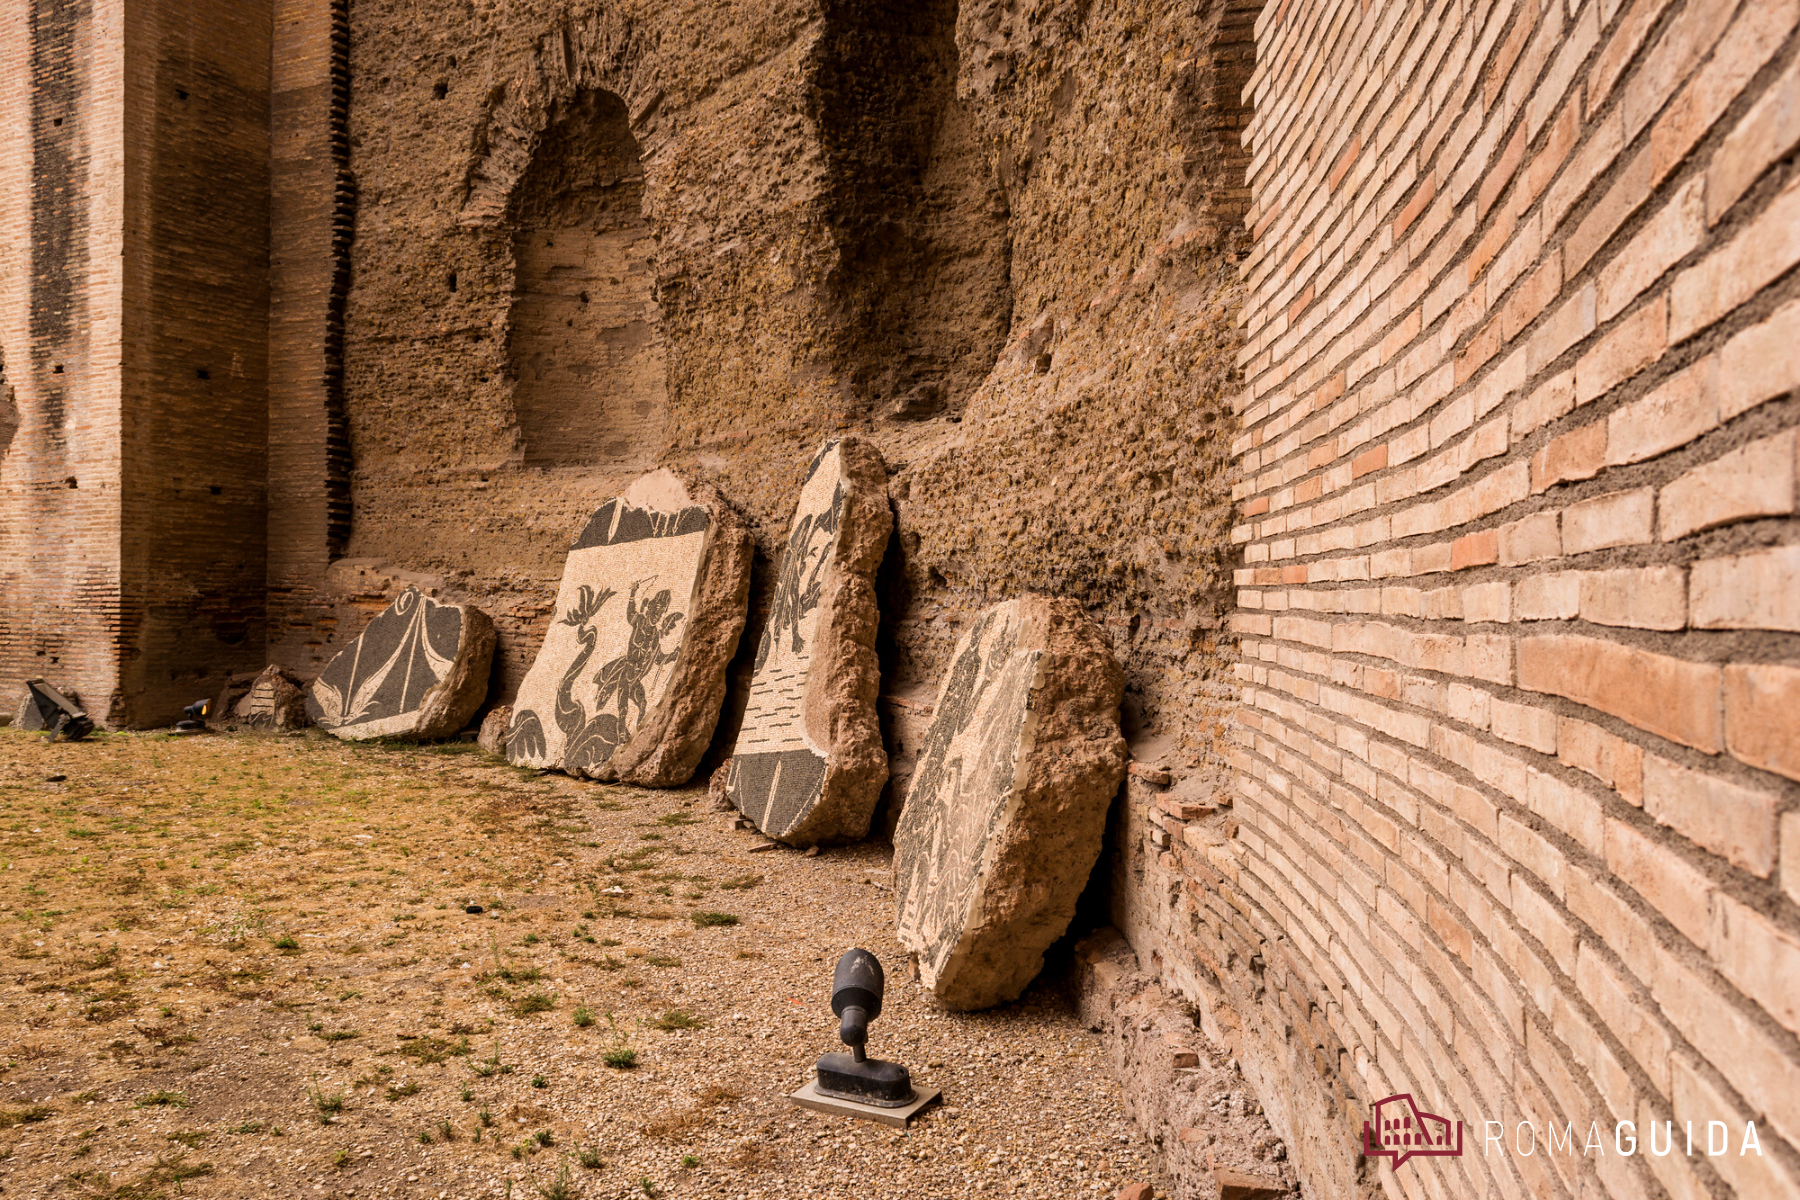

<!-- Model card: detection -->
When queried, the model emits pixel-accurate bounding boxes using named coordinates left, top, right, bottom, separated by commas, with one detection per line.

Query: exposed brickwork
left=1152, top=0, right=1800, bottom=1195
left=0, top=0, right=125, bottom=720
left=0, top=0, right=271, bottom=726
left=268, top=0, right=353, bottom=610
left=116, top=0, right=273, bottom=723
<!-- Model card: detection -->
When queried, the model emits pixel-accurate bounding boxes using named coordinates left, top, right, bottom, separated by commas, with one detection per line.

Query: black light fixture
left=815, top=948, right=914, bottom=1106
left=173, top=698, right=210, bottom=734
left=788, top=949, right=939, bottom=1126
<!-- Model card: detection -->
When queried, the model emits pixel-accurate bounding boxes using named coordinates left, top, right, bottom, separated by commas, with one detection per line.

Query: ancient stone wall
left=1116, top=0, right=1800, bottom=1197
left=0, top=0, right=271, bottom=726
left=116, top=0, right=273, bottom=723
left=0, top=0, right=126, bottom=722
left=286, top=0, right=1254, bottom=825
left=268, top=0, right=352, bottom=610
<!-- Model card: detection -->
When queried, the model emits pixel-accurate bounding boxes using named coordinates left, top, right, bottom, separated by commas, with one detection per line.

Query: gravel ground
left=0, top=728, right=1169, bottom=1199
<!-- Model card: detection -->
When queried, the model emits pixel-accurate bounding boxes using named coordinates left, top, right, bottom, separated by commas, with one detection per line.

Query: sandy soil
left=0, top=728, right=1167, bottom=1199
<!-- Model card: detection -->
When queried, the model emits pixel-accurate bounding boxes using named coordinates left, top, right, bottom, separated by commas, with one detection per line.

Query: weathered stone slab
left=234, top=666, right=308, bottom=729
left=305, top=588, right=496, bottom=741
left=477, top=705, right=512, bottom=757
left=726, top=437, right=891, bottom=845
left=893, top=594, right=1126, bottom=1010
left=506, top=470, right=752, bottom=785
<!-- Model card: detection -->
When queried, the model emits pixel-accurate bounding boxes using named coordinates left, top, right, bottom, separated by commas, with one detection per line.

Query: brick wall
left=0, top=0, right=270, bottom=727
left=0, top=0, right=127, bottom=721
left=1140, top=0, right=1800, bottom=1195
left=116, top=0, right=272, bottom=724
left=268, top=0, right=351, bottom=621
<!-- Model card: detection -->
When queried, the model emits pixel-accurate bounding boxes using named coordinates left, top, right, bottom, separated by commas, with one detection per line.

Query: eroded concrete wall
left=280, top=0, right=1256, bottom=832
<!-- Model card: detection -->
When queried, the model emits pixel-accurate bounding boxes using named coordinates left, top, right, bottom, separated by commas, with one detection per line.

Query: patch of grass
left=84, top=1152, right=214, bottom=1198
left=578, top=1145, right=604, bottom=1169
left=469, top=1053, right=503, bottom=1078
left=572, top=1006, right=594, bottom=1028
left=307, top=1081, right=345, bottom=1122
left=680, top=1153, right=699, bottom=1168
left=656, top=812, right=697, bottom=827
left=437, top=1119, right=455, bottom=1141
left=79, top=944, right=122, bottom=970
left=640, top=1106, right=712, bottom=1140
left=537, top=1162, right=578, bottom=1200
left=135, top=1090, right=190, bottom=1109
left=321, top=1030, right=359, bottom=1043
left=532, top=1129, right=554, bottom=1147
left=718, top=873, right=763, bottom=890
left=531, top=1074, right=547, bottom=1089
left=510, top=991, right=556, bottom=1017
left=650, top=1009, right=703, bottom=1031
left=397, top=1035, right=470, bottom=1064
left=602, top=1047, right=638, bottom=1070
left=165, top=1130, right=208, bottom=1149
left=0, top=1106, right=54, bottom=1128
left=384, top=1081, right=420, bottom=1101
left=690, top=911, right=738, bottom=928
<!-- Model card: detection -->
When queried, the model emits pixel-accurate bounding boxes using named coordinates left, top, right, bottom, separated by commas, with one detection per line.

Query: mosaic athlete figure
left=591, top=576, right=685, bottom=730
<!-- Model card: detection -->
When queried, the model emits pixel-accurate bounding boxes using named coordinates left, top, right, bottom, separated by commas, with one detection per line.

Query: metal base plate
left=787, top=1079, right=941, bottom=1128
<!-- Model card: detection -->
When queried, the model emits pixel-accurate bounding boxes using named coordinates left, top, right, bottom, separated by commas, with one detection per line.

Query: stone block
left=1215, top=1168, right=1287, bottom=1200
left=894, top=594, right=1127, bottom=1010
left=14, top=680, right=90, bottom=738
left=507, top=469, right=752, bottom=785
left=306, top=588, right=495, bottom=741
left=477, top=705, right=511, bottom=757
left=727, top=438, right=890, bottom=844
left=233, top=665, right=308, bottom=729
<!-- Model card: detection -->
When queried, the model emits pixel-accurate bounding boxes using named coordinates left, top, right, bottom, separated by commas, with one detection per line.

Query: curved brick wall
left=1154, top=0, right=1800, bottom=1195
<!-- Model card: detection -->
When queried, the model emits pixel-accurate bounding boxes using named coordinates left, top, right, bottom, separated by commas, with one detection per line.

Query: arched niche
left=506, top=87, right=666, bottom=469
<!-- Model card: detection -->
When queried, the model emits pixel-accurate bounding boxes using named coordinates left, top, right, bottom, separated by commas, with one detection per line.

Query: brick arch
left=453, top=17, right=670, bottom=469
left=504, top=86, right=667, bottom=468
left=455, top=14, right=651, bottom=228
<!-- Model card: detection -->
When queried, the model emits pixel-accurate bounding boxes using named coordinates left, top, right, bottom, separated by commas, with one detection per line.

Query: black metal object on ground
left=23, top=678, right=93, bottom=742
left=173, top=697, right=211, bottom=735
left=812, top=948, right=917, bottom=1107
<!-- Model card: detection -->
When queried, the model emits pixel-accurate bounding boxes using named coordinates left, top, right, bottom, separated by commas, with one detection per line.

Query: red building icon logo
left=1364, top=1093, right=1463, bottom=1169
